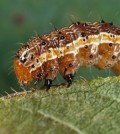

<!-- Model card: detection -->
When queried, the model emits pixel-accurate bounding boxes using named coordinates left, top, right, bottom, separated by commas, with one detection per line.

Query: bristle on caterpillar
left=14, top=21, right=120, bottom=90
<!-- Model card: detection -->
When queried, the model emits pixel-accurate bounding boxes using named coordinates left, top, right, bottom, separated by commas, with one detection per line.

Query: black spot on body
left=109, top=22, right=113, bottom=25
left=109, top=43, right=113, bottom=47
left=110, top=35, right=113, bottom=38
left=20, top=58, right=27, bottom=63
left=107, top=30, right=110, bottom=33
left=89, top=54, right=93, bottom=58
left=112, top=55, right=116, bottom=59
left=81, top=32, right=86, bottom=37
left=83, top=38, right=86, bottom=42
left=101, top=20, right=105, bottom=23
left=31, top=64, right=35, bottom=68
left=75, top=21, right=80, bottom=25
left=86, top=36, right=88, bottom=39
left=69, top=63, right=73, bottom=67
left=24, top=44, right=30, bottom=49
left=50, top=67, right=54, bottom=71
left=37, top=73, right=43, bottom=78
left=66, top=46, right=69, bottom=49
left=84, top=45, right=88, bottom=49
left=36, top=59, right=39, bottom=63
left=31, top=54, right=34, bottom=59
left=60, top=35, right=65, bottom=40
left=42, top=41, right=46, bottom=45
left=113, top=35, right=115, bottom=38
left=24, top=52, right=28, bottom=58
left=60, top=51, right=63, bottom=54
left=58, top=31, right=62, bottom=34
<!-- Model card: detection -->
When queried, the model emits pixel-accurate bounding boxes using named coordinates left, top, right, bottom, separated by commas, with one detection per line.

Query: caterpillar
left=14, top=20, right=120, bottom=90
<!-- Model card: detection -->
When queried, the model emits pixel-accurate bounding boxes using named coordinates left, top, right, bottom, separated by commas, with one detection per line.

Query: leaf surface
left=0, top=77, right=120, bottom=134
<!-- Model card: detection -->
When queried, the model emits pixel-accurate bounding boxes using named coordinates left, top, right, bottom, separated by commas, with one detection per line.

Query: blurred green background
left=0, top=0, right=120, bottom=95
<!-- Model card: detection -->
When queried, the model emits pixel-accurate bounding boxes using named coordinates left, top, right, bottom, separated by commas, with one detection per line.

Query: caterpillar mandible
left=14, top=20, right=120, bottom=90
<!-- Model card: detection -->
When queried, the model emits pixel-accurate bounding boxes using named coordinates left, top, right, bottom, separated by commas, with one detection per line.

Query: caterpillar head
left=14, top=45, right=33, bottom=86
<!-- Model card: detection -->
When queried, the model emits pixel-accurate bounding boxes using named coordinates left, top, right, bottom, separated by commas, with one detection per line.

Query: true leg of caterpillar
left=59, top=54, right=79, bottom=87
left=30, top=59, right=58, bottom=90
left=63, top=68, right=74, bottom=87
left=43, top=59, right=59, bottom=90
left=30, top=67, right=45, bottom=94
left=112, top=61, right=120, bottom=75
left=44, top=79, right=52, bottom=90
left=65, top=74, right=74, bottom=87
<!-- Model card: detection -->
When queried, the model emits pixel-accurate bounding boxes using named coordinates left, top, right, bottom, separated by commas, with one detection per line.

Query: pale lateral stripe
left=29, top=35, right=100, bottom=73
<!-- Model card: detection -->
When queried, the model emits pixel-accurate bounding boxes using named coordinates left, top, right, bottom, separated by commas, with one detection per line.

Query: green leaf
left=0, top=76, right=120, bottom=134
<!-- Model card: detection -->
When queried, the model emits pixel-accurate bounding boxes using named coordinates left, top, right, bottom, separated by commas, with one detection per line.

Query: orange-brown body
left=14, top=21, right=120, bottom=89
